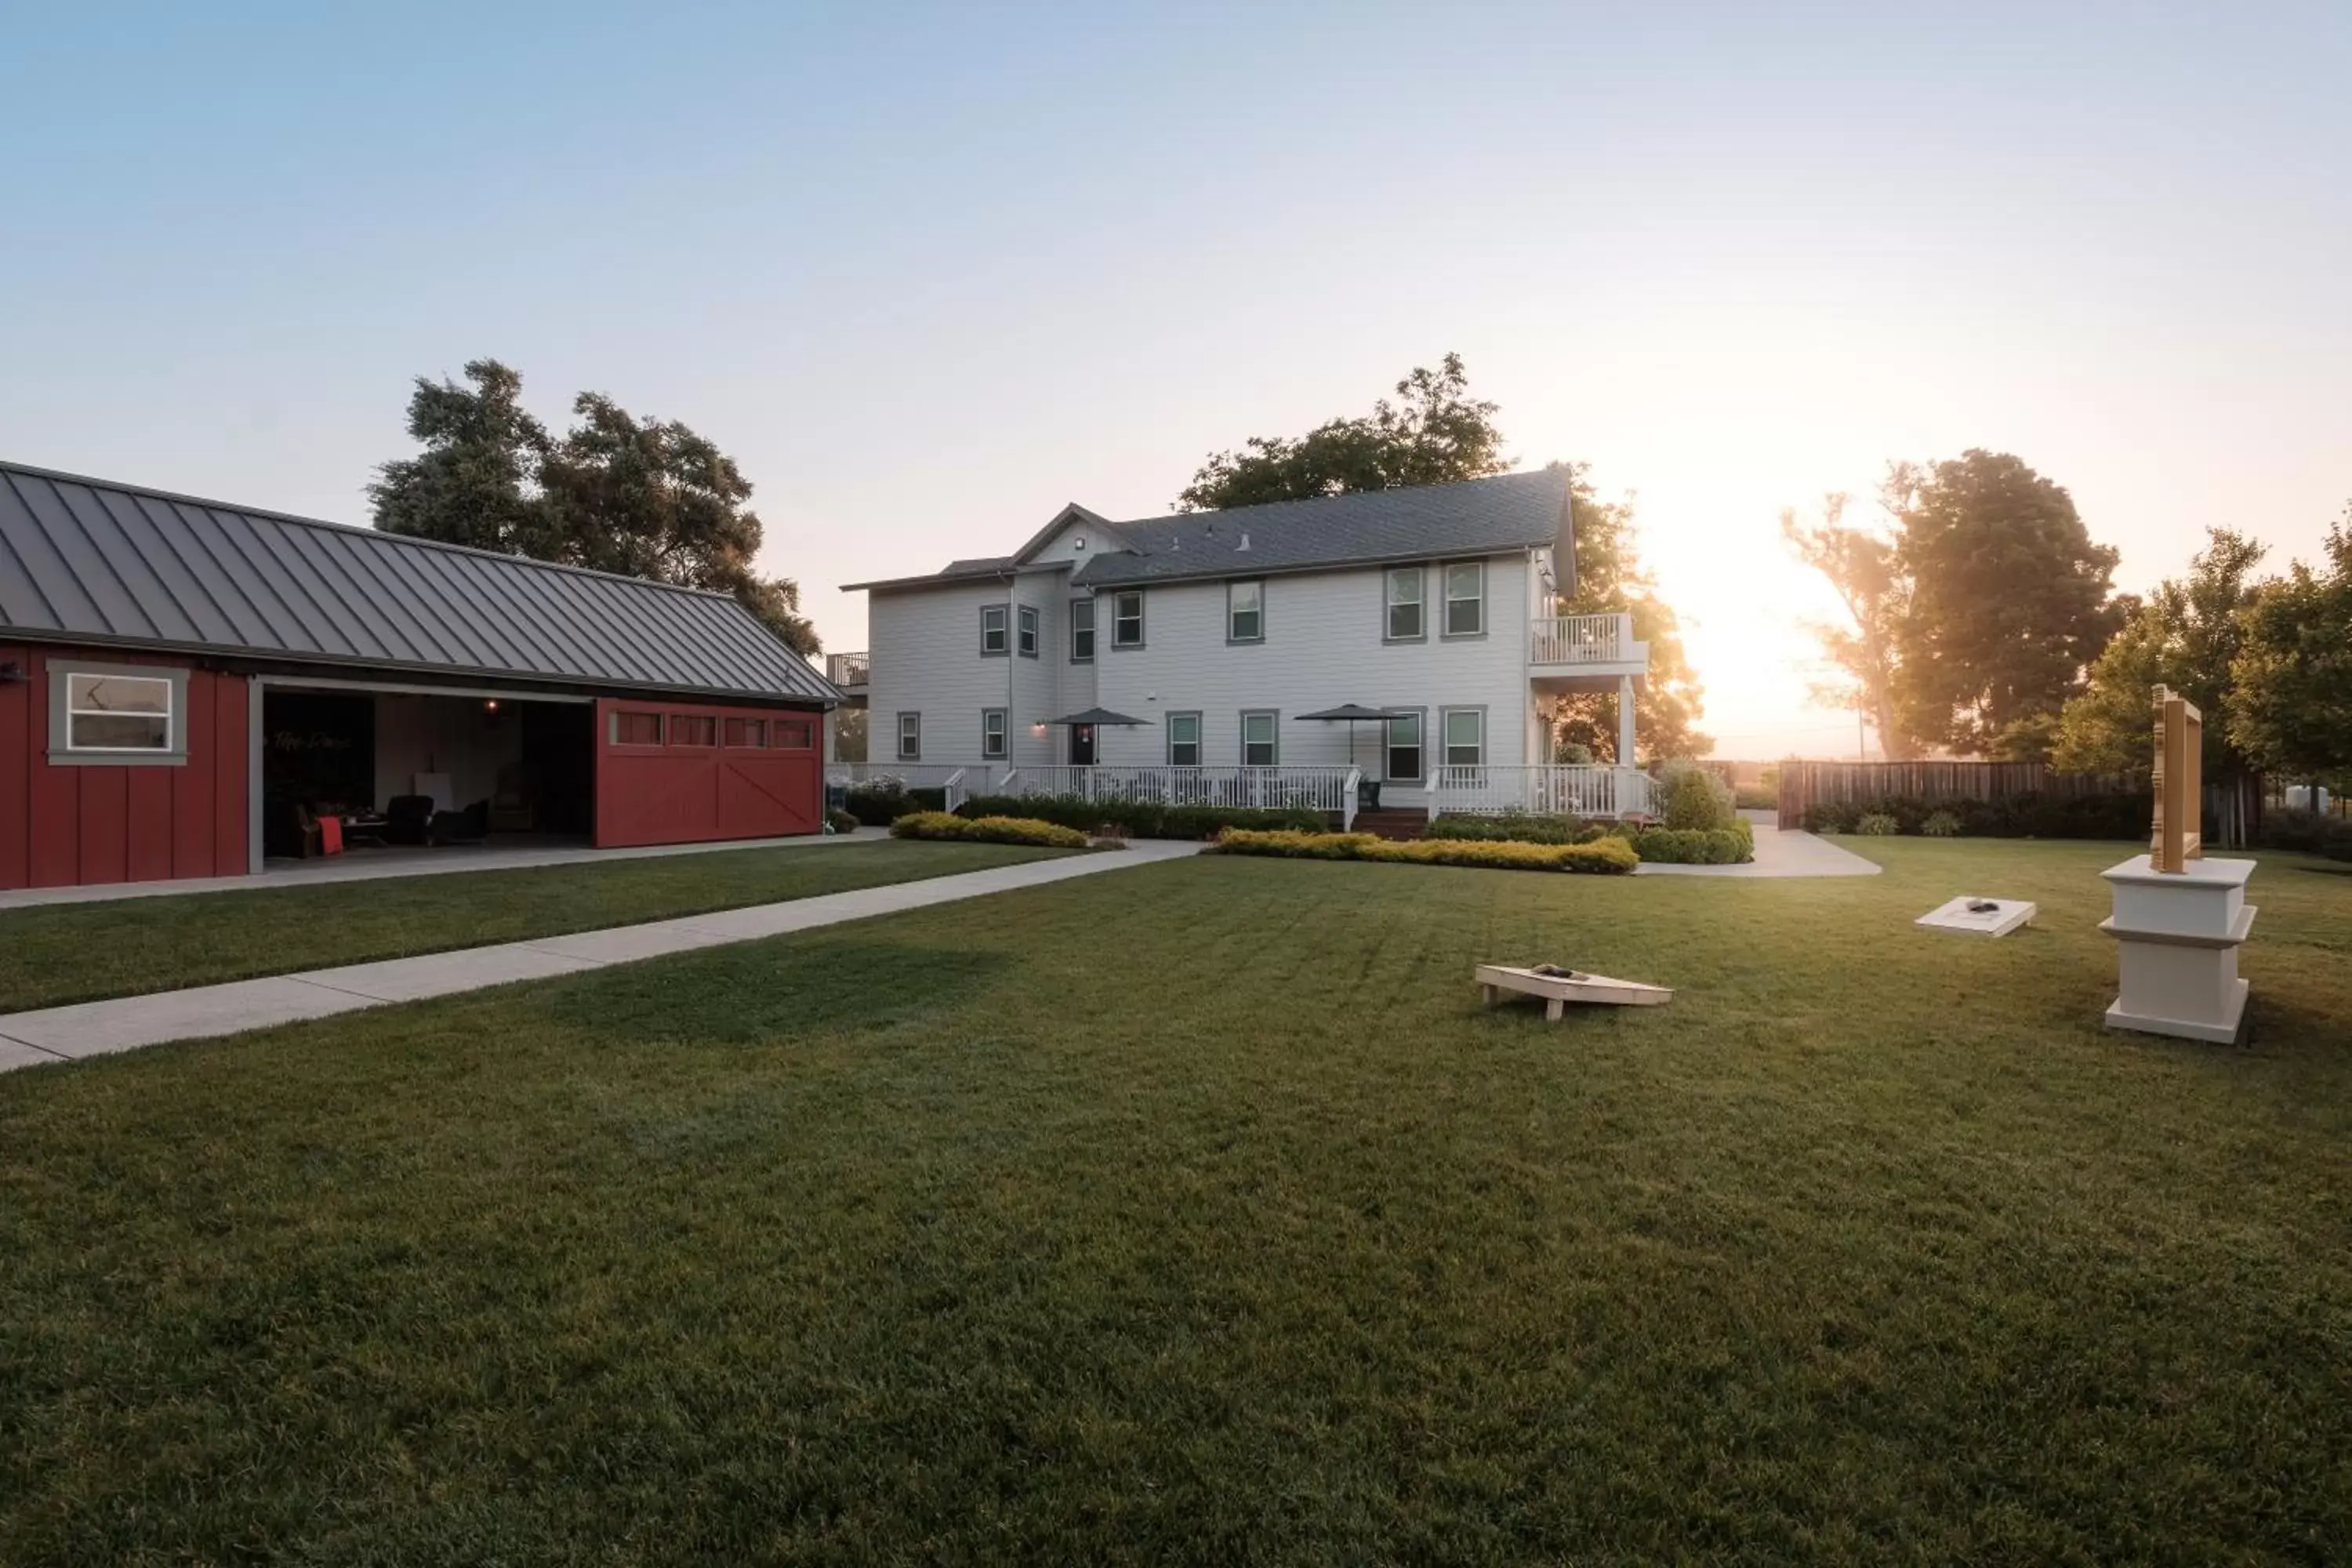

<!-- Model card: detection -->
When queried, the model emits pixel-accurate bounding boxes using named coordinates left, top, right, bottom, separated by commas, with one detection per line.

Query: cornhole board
left=1915, top=897, right=2037, bottom=937
left=1477, top=964, right=1672, bottom=1021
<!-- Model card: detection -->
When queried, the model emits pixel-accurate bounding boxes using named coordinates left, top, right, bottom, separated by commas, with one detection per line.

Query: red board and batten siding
left=0, top=644, right=249, bottom=891
left=593, top=696, right=822, bottom=849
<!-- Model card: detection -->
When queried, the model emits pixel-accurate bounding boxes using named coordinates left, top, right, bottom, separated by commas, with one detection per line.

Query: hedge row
left=889, top=811, right=1091, bottom=848
left=1209, top=828, right=1639, bottom=875
left=956, top=794, right=1326, bottom=840
left=1427, top=811, right=1610, bottom=846
left=1802, top=791, right=2152, bottom=840
left=842, top=783, right=949, bottom=826
left=2255, top=807, right=2352, bottom=862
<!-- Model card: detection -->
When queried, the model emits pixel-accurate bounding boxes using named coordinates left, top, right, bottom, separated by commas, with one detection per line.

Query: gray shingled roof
left=0, top=461, right=836, bottom=705
left=1069, top=468, right=1571, bottom=588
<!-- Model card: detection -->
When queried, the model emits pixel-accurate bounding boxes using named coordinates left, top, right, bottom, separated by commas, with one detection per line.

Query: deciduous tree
left=1780, top=490, right=1917, bottom=759
left=371, top=363, right=818, bottom=654
left=2227, top=510, right=2352, bottom=786
left=1174, top=354, right=1508, bottom=510
left=1888, top=451, right=2124, bottom=754
left=2053, top=528, right=2268, bottom=776
left=1548, top=465, right=1708, bottom=762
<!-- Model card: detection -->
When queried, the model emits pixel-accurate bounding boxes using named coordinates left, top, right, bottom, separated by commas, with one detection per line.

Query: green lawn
left=2, top=837, right=2347, bottom=1563
left=0, top=840, right=1070, bottom=1013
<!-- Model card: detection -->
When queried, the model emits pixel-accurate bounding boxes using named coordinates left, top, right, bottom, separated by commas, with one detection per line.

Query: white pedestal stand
left=2099, top=855, right=2256, bottom=1044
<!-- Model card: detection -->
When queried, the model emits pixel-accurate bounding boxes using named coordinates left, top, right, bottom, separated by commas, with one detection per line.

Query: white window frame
left=897, top=711, right=922, bottom=761
left=1385, top=566, right=1425, bottom=642
left=1112, top=590, right=1145, bottom=648
left=1240, top=710, right=1278, bottom=768
left=1069, top=597, right=1095, bottom=662
left=1441, top=706, right=1485, bottom=768
left=1017, top=605, right=1040, bottom=659
left=1442, top=561, right=1485, bottom=639
left=979, top=604, right=1009, bottom=656
left=1166, top=710, right=1202, bottom=767
left=1227, top=579, right=1265, bottom=644
left=1385, top=709, right=1425, bottom=784
left=981, top=707, right=1007, bottom=759
left=49, top=662, right=188, bottom=766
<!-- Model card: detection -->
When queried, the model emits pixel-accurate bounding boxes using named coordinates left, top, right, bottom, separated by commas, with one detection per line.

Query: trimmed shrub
left=2256, top=808, right=2352, bottom=862
left=890, top=811, right=1089, bottom=848
left=1855, top=812, right=1899, bottom=837
left=1656, top=759, right=1737, bottom=832
left=1921, top=809, right=1962, bottom=838
left=956, top=794, right=1325, bottom=840
left=1209, top=828, right=1637, bottom=874
left=825, top=808, right=861, bottom=835
left=1628, top=825, right=1754, bottom=864
left=1427, top=811, right=1589, bottom=845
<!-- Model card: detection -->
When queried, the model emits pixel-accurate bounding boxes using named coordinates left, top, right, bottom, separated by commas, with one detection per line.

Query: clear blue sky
left=4, top=2, right=2345, bottom=754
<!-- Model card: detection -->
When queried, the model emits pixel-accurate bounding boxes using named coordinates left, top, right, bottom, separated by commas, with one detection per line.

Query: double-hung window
left=1385, top=711, right=1423, bottom=782
left=982, top=708, right=1007, bottom=760
left=1385, top=567, right=1424, bottom=641
left=1069, top=597, right=1095, bottom=662
left=980, top=604, right=1009, bottom=655
left=1240, top=710, right=1278, bottom=767
left=1442, top=708, right=1484, bottom=768
left=1112, top=591, right=1144, bottom=648
left=1443, top=562, right=1484, bottom=637
left=1017, top=605, right=1040, bottom=658
left=1166, top=711, right=1202, bottom=767
left=1227, top=579, right=1264, bottom=643
left=61, top=670, right=175, bottom=754
left=897, top=712, right=921, bottom=760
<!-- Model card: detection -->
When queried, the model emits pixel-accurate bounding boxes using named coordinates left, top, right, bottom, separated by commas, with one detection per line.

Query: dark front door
left=1069, top=724, right=1096, bottom=765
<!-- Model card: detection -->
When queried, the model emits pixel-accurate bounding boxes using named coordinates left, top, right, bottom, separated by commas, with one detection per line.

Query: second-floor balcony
left=1528, top=612, right=1647, bottom=691
left=825, top=650, right=869, bottom=701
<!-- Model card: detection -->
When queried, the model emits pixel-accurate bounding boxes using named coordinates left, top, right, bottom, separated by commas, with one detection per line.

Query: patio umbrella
left=1045, top=708, right=1149, bottom=727
left=1298, top=703, right=1405, bottom=785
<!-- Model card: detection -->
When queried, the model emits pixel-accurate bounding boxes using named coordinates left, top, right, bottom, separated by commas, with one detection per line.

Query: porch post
left=1616, top=673, right=1639, bottom=818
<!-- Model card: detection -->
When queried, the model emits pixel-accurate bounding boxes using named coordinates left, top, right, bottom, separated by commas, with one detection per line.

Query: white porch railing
left=1007, top=765, right=1364, bottom=826
left=825, top=762, right=996, bottom=810
left=1530, top=612, right=1634, bottom=666
left=1427, top=764, right=1657, bottom=821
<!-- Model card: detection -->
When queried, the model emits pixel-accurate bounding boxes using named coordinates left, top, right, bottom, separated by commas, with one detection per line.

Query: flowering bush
left=890, top=812, right=1090, bottom=848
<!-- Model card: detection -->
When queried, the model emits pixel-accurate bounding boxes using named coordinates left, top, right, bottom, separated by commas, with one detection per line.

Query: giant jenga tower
left=2100, top=687, right=2256, bottom=1042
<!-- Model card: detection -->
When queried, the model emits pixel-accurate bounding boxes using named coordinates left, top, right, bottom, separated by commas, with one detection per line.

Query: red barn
left=0, top=462, right=839, bottom=892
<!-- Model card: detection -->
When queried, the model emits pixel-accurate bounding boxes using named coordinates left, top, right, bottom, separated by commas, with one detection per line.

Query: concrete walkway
left=0, top=827, right=894, bottom=911
left=0, top=840, right=1203, bottom=1073
left=1633, top=811, right=1882, bottom=879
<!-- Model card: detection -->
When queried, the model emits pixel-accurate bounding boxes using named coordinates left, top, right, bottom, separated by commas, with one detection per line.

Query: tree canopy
left=1174, top=354, right=1509, bottom=511
left=2053, top=528, right=2268, bottom=775
left=1784, top=451, right=2125, bottom=759
left=2226, top=510, right=2352, bottom=786
left=369, top=360, right=818, bottom=655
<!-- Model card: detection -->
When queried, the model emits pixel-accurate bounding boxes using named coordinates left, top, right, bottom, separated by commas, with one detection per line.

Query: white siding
left=864, top=552, right=1544, bottom=800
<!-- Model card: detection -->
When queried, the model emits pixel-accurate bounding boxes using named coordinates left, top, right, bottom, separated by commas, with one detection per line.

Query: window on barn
left=670, top=715, right=717, bottom=747
left=64, top=672, right=172, bottom=753
left=724, top=717, right=766, bottom=747
left=771, top=718, right=815, bottom=750
left=611, top=710, right=664, bottom=746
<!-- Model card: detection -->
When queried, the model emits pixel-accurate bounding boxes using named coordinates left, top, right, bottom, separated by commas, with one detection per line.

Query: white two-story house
left=834, top=469, right=1652, bottom=826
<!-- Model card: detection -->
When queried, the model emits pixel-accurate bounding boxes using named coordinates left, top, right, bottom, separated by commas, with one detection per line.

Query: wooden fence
left=1776, top=760, right=2131, bottom=826
left=1776, top=759, right=2263, bottom=847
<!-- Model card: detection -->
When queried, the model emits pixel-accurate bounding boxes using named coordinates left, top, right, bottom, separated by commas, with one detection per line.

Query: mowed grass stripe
left=0, top=840, right=2344, bottom=1561
left=0, top=839, right=1073, bottom=1012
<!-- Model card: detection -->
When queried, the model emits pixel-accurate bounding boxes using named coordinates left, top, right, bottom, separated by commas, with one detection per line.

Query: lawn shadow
left=541, top=940, right=1011, bottom=1046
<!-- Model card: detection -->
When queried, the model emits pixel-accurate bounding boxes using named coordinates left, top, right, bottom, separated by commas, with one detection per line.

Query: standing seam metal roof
left=0, top=461, right=836, bottom=704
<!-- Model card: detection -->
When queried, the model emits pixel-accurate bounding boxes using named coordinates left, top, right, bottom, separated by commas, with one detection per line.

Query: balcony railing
left=1529, top=612, right=1635, bottom=666
left=825, top=651, right=870, bottom=688
left=1428, top=764, right=1656, bottom=821
left=1006, top=765, right=1363, bottom=826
